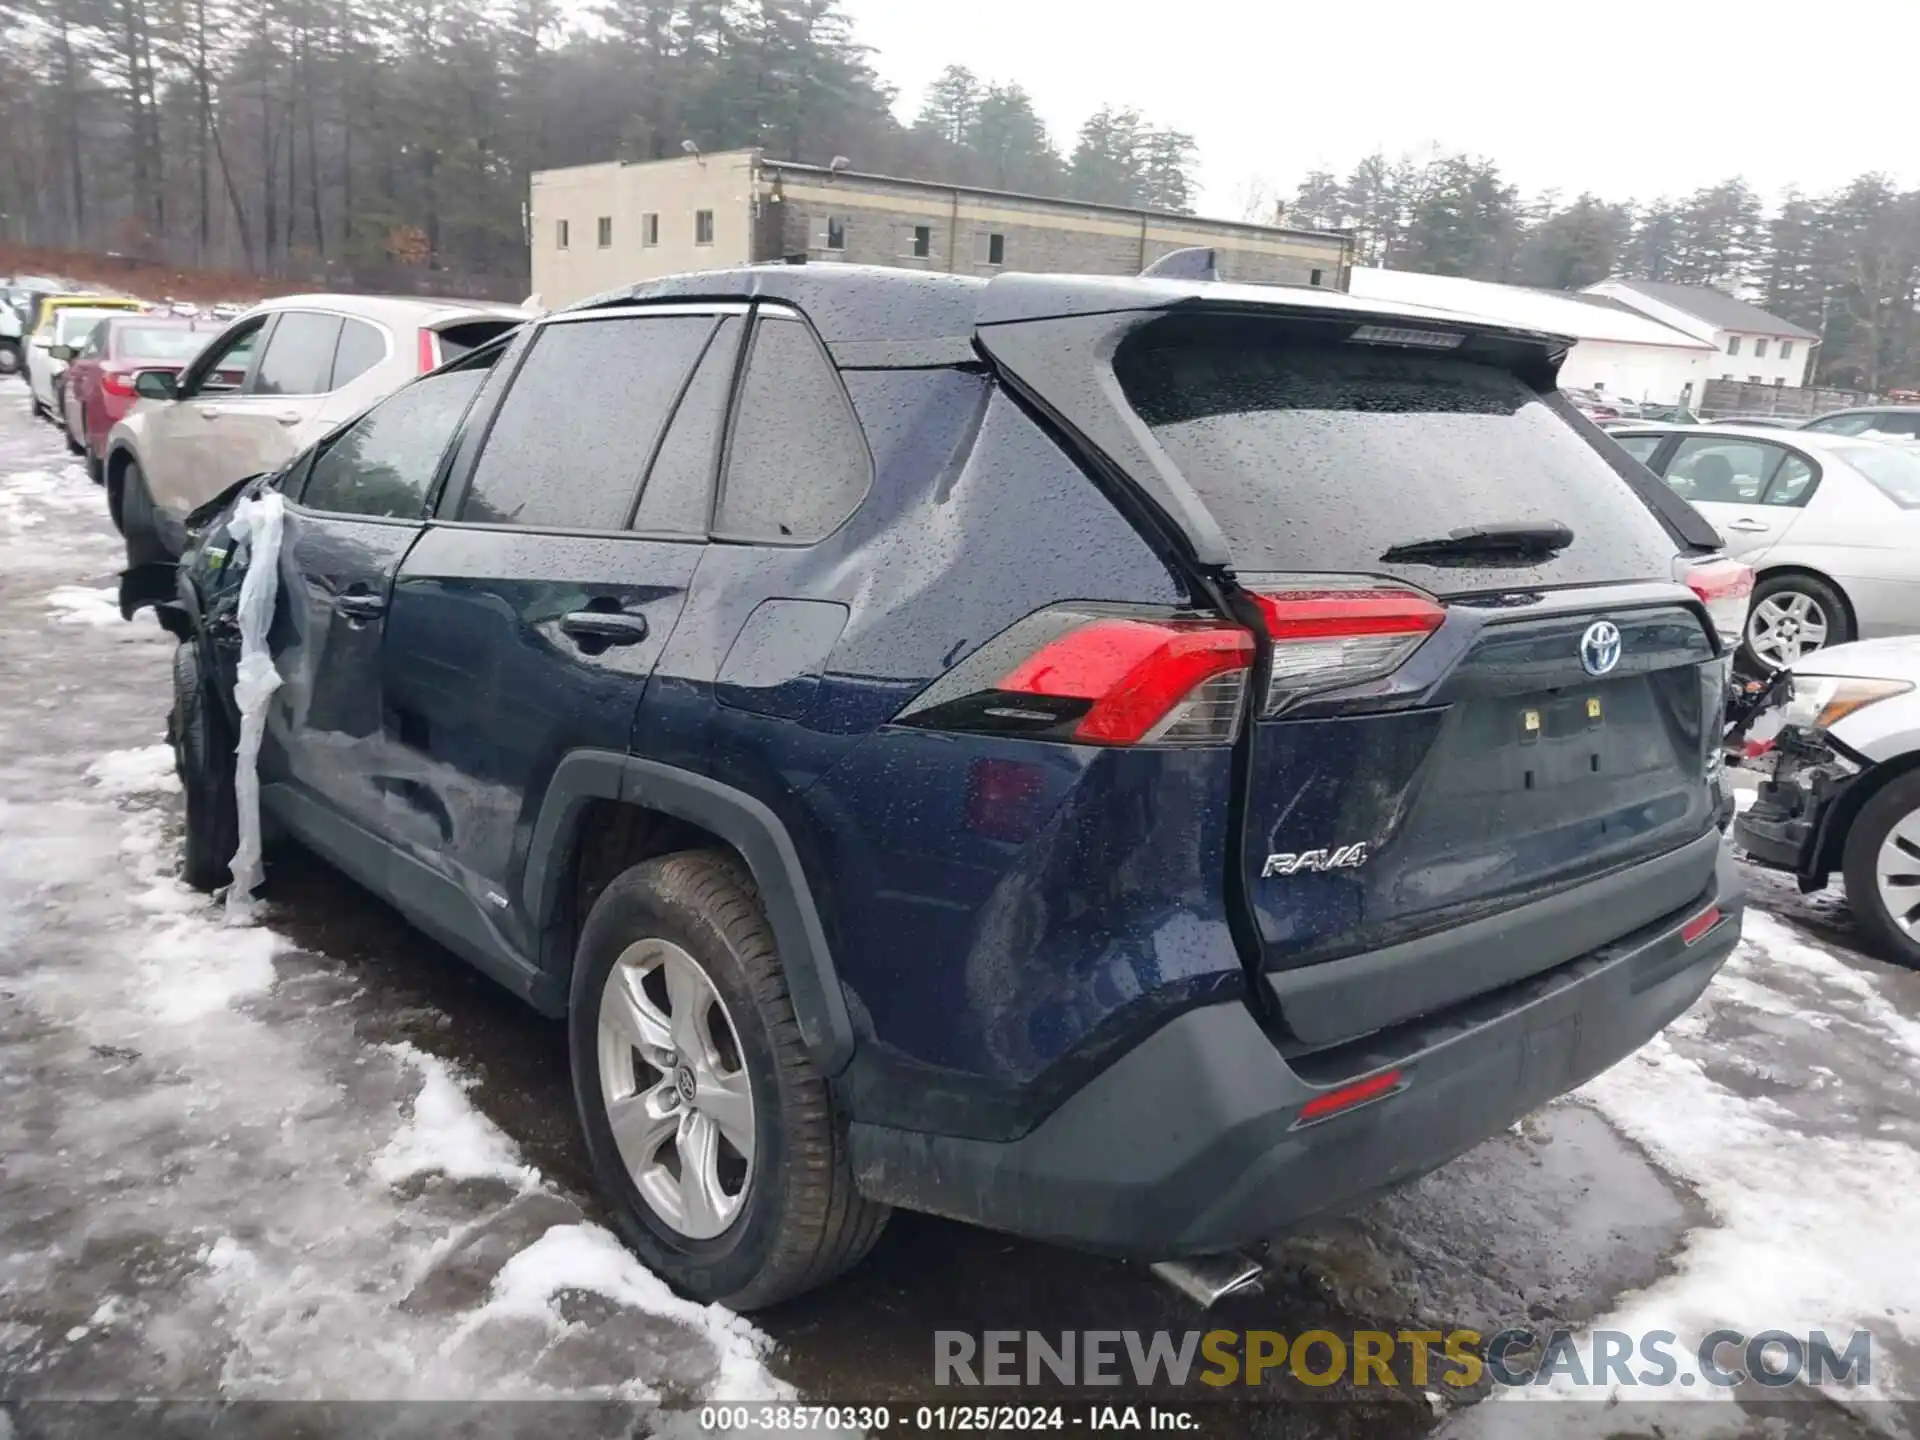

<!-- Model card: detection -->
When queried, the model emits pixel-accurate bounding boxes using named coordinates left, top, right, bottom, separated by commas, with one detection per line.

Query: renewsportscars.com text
left=934, top=1328, right=1873, bottom=1390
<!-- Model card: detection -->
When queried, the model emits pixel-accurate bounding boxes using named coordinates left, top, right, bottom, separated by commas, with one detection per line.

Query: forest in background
left=0, top=0, right=1915, bottom=387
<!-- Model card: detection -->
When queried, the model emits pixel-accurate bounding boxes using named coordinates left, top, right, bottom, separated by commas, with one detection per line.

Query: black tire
left=120, top=458, right=171, bottom=566
left=63, top=409, right=84, bottom=455
left=86, top=452, right=103, bottom=486
left=569, top=849, right=887, bottom=1309
left=0, top=339, right=19, bottom=378
left=1842, top=772, right=1920, bottom=969
left=171, top=642, right=238, bottom=893
left=1740, top=572, right=1852, bottom=673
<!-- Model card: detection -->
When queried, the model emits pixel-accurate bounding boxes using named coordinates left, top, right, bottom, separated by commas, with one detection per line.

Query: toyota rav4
left=163, top=265, right=1747, bottom=1308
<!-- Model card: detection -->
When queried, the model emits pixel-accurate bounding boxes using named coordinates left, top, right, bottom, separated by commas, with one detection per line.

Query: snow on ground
left=0, top=404, right=787, bottom=1410
left=1449, top=903, right=1920, bottom=1437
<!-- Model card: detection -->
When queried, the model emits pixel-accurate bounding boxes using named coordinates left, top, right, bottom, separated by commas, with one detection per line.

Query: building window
left=1774, top=377, right=1786, bottom=387
left=556, top=219, right=569, bottom=250
left=596, top=216, right=612, bottom=248
left=1749, top=374, right=1762, bottom=384
left=1754, top=338, right=1768, bottom=359
left=986, top=232, right=1006, bottom=266
left=911, top=225, right=931, bottom=259
left=1781, top=340, right=1794, bottom=360
left=1727, top=336, right=1742, bottom=356
left=642, top=213, right=659, bottom=247
left=1309, top=268, right=1323, bottom=287
left=826, top=216, right=847, bottom=251
left=1722, top=373, right=1733, bottom=381
left=695, top=210, right=714, bottom=246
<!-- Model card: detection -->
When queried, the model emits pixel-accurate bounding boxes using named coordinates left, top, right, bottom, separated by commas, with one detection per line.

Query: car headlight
left=1782, top=677, right=1914, bottom=732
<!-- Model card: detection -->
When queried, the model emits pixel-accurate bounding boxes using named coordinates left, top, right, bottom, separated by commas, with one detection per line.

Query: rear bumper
left=849, top=840, right=1741, bottom=1259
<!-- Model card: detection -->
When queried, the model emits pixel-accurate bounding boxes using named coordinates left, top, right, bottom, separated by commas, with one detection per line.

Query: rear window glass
left=118, top=326, right=209, bottom=361
left=1115, top=317, right=1682, bottom=591
left=1833, top=441, right=1920, bottom=508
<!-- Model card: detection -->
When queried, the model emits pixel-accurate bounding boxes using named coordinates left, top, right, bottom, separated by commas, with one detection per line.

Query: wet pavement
left=0, top=382, right=1914, bottom=1438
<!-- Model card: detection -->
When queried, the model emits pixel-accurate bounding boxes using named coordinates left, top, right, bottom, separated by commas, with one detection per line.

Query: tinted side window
left=254, top=311, right=344, bottom=395
left=184, top=320, right=264, bottom=395
left=714, top=315, right=871, bottom=543
left=634, top=316, right=742, bottom=535
left=302, top=370, right=486, bottom=518
left=1765, top=455, right=1818, bottom=507
left=330, top=319, right=386, bottom=389
left=1613, top=434, right=1664, bottom=465
left=458, top=315, right=712, bottom=529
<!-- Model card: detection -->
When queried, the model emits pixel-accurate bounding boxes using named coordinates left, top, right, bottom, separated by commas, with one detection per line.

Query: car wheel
left=171, top=641, right=238, bottom=893
left=569, top=848, right=888, bottom=1309
left=1741, top=573, right=1851, bottom=672
left=1842, top=772, right=1920, bottom=969
left=63, top=403, right=84, bottom=455
left=120, top=458, right=171, bottom=566
left=0, top=339, right=19, bottom=377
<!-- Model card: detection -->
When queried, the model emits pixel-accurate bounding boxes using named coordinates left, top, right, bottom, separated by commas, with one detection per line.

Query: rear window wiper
left=1380, top=521, right=1574, bottom=565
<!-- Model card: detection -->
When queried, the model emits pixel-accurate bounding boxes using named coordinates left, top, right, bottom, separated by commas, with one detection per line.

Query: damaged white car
left=1732, top=638, right=1920, bottom=966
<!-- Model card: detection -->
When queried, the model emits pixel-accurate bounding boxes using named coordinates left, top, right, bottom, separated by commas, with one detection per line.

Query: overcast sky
left=838, top=0, right=1918, bottom=217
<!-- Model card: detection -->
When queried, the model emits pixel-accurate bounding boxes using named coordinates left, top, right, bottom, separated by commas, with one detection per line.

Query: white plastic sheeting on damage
left=224, top=490, right=285, bottom=921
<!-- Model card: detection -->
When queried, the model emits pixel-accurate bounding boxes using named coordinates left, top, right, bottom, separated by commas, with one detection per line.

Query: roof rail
left=1140, top=246, right=1218, bottom=282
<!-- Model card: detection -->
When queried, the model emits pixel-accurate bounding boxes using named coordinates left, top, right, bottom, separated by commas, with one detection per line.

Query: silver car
left=1732, top=636, right=1920, bottom=966
left=106, top=293, right=526, bottom=564
left=1609, top=423, right=1920, bottom=670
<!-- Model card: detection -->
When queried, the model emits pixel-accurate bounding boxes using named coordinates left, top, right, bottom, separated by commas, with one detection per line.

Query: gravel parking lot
left=0, top=383, right=1915, bottom=1438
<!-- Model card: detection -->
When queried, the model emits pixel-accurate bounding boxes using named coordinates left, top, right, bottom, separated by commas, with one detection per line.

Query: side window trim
left=181, top=314, right=267, bottom=399
left=622, top=315, right=726, bottom=530
left=237, top=312, right=282, bottom=397
left=324, top=317, right=393, bottom=391
left=707, top=304, right=874, bottom=547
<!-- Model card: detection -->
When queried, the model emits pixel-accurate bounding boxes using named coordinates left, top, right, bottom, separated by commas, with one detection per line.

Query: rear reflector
left=1678, top=555, right=1753, bottom=648
left=895, top=608, right=1255, bottom=747
left=1251, top=586, right=1445, bottom=714
left=1296, top=1067, right=1405, bottom=1125
left=1680, top=906, right=1723, bottom=945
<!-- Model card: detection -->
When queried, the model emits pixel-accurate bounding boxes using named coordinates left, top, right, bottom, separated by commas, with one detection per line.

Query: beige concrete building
left=529, top=149, right=1353, bottom=307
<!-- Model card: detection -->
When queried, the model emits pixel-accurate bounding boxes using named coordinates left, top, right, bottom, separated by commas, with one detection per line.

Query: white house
left=1582, top=280, right=1819, bottom=390
left=1347, top=267, right=1716, bottom=405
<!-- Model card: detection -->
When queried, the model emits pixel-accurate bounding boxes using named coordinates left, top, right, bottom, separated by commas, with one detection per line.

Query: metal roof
left=1598, top=280, right=1820, bottom=341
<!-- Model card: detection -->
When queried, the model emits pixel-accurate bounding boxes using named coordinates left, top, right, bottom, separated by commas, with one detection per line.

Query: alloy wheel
left=597, top=936, right=755, bottom=1240
left=1746, top=590, right=1829, bottom=668
left=1874, top=807, right=1920, bottom=940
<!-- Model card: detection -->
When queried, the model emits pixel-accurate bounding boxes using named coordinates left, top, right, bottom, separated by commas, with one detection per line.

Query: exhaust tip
left=1150, top=1254, right=1265, bottom=1309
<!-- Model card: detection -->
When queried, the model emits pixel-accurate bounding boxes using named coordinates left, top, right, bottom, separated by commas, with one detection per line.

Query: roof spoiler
left=1139, top=247, right=1217, bottom=282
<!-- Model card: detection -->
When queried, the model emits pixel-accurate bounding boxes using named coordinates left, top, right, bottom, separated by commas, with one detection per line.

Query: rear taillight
left=1678, top=555, right=1753, bottom=648
left=895, top=607, right=1254, bottom=747
left=1249, top=584, right=1446, bottom=714
left=417, top=330, right=441, bottom=373
left=102, top=370, right=136, bottom=397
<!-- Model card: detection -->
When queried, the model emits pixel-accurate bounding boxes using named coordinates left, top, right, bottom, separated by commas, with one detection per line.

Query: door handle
left=334, top=592, right=386, bottom=621
left=1726, top=518, right=1772, bottom=533
left=272, top=411, right=302, bottom=426
left=194, top=405, right=225, bottom=420
left=560, top=611, right=649, bottom=645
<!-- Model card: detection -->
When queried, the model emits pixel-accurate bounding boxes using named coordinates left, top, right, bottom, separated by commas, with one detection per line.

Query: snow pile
left=45, top=584, right=129, bottom=627
left=1447, top=909, right=1920, bottom=1436
left=223, top=489, right=286, bottom=921
left=373, top=1044, right=540, bottom=1192
left=84, top=744, right=180, bottom=798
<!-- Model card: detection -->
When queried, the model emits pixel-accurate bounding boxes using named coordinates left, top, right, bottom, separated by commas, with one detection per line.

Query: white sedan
left=1609, top=423, right=1920, bottom=670
left=25, top=308, right=126, bottom=422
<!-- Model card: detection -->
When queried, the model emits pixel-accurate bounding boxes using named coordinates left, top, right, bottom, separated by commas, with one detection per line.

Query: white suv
left=107, top=293, right=527, bottom=565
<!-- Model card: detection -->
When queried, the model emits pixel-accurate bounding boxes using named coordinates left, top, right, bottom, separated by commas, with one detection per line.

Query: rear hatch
left=982, top=297, right=1726, bottom=1047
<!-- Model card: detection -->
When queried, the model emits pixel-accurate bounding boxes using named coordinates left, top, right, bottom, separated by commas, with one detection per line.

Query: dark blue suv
left=167, top=265, right=1745, bottom=1308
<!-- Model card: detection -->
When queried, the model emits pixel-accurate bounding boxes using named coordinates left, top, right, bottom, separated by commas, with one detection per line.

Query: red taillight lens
left=1295, top=1067, right=1405, bottom=1126
left=103, top=370, right=136, bottom=397
left=1250, top=585, right=1445, bottom=714
left=895, top=608, right=1254, bottom=747
left=1678, top=555, right=1753, bottom=648
left=417, top=330, right=441, bottom=373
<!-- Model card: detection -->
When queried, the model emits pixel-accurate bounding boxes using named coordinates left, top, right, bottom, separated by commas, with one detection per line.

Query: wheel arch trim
left=525, top=749, right=855, bottom=1075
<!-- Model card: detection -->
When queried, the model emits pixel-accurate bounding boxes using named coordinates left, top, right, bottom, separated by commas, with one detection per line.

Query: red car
left=60, top=316, right=222, bottom=483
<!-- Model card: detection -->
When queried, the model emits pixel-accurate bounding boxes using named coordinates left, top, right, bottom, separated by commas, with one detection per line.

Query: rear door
left=1092, top=311, right=1725, bottom=1045
left=1654, top=433, right=1813, bottom=561
left=379, top=304, right=734, bottom=957
left=202, top=308, right=344, bottom=486
left=265, top=358, right=494, bottom=841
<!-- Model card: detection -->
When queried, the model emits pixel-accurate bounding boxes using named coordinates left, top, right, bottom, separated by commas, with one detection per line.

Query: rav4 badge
left=1262, top=843, right=1370, bottom=878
